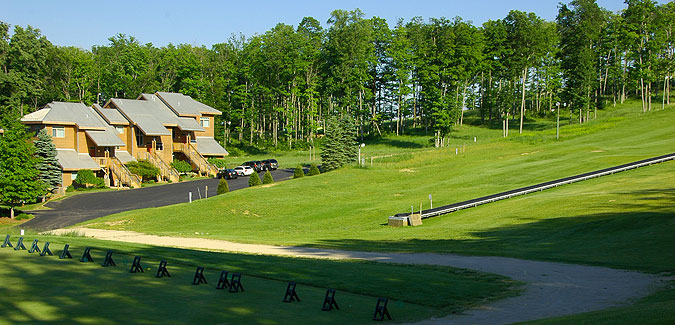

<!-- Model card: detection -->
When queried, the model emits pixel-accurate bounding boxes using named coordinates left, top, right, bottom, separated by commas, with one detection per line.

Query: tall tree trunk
left=519, top=68, right=527, bottom=134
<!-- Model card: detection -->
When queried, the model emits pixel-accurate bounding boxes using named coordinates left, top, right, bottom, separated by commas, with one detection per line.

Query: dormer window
left=200, top=117, right=210, bottom=128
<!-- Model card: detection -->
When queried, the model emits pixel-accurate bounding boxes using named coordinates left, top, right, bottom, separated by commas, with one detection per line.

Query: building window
left=200, top=117, right=210, bottom=128
left=156, top=141, right=164, bottom=150
left=115, top=126, right=124, bottom=134
left=136, top=134, right=144, bottom=147
left=52, top=126, right=65, bottom=138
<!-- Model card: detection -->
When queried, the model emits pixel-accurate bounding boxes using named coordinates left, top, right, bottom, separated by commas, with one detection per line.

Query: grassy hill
left=81, top=102, right=674, bottom=271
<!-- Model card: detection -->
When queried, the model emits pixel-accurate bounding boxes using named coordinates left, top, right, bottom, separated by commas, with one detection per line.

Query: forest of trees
left=0, top=0, right=673, bottom=149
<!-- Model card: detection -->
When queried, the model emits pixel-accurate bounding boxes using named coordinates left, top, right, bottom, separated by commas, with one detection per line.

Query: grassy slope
left=0, top=236, right=516, bottom=324
left=81, top=103, right=675, bottom=271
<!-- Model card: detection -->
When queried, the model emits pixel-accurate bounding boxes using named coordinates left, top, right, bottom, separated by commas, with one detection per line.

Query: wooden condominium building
left=21, top=92, right=227, bottom=190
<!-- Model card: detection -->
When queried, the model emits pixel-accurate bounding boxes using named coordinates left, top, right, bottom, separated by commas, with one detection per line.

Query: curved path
left=48, top=227, right=665, bottom=325
left=23, top=169, right=293, bottom=230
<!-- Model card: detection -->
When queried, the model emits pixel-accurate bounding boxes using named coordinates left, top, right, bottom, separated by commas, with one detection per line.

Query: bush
left=73, top=170, right=105, bottom=189
left=171, top=159, right=193, bottom=174
left=66, top=185, right=75, bottom=192
left=207, top=158, right=228, bottom=169
left=126, top=160, right=160, bottom=181
left=217, top=177, right=229, bottom=194
left=15, top=213, right=34, bottom=220
left=308, top=164, right=320, bottom=176
left=262, top=171, right=274, bottom=184
left=293, top=166, right=305, bottom=178
left=248, top=172, right=261, bottom=187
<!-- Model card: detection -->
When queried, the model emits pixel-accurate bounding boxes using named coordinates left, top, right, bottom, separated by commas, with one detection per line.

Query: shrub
left=248, top=172, right=261, bottom=187
left=15, top=213, right=34, bottom=220
left=207, top=158, right=228, bottom=169
left=73, top=170, right=106, bottom=189
left=293, top=166, right=305, bottom=178
left=217, top=177, right=229, bottom=194
left=126, top=160, right=160, bottom=181
left=308, top=164, right=320, bottom=176
left=66, top=185, right=75, bottom=192
left=262, top=171, right=274, bottom=184
left=171, top=159, right=193, bottom=174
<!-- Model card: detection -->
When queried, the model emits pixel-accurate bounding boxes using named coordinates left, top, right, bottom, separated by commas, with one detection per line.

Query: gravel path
left=48, top=227, right=666, bottom=324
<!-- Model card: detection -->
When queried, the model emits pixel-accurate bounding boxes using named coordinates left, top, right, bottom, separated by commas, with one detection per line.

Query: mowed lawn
left=0, top=236, right=518, bottom=324
left=81, top=104, right=675, bottom=272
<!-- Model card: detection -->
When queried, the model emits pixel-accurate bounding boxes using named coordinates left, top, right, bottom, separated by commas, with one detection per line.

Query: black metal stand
left=28, top=239, right=41, bottom=253
left=155, top=260, right=170, bottom=278
left=129, top=256, right=143, bottom=273
left=229, top=273, right=244, bottom=293
left=39, top=242, right=53, bottom=256
left=80, top=247, right=94, bottom=262
left=1, top=234, right=12, bottom=248
left=373, top=298, right=392, bottom=321
left=192, top=266, right=207, bottom=285
left=14, top=237, right=26, bottom=251
left=321, top=289, right=340, bottom=311
left=283, top=281, right=300, bottom=303
left=216, top=271, right=230, bottom=289
left=102, top=250, right=116, bottom=267
left=59, top=244, right=72, bottom=259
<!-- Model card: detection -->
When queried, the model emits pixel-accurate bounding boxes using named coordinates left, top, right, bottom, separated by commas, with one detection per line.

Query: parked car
left=262, top=159, right=278, bottom=171
left=217, top=168, right=238, bottom=179
left=242, top=161, right=262, bottom=172
left=234, top=166, right=254, bottom=176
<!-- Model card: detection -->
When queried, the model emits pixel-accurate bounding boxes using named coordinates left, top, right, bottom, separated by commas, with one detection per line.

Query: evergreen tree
left=320, top=116, right=357, bottom=171
left=293, top=165, right=305, bottom=178
left=0, top=123, right=45, bottom=218
left=262, top=170, right=274, bottom=184
left=248, top=172, right=261, bottom=187
left=308, top=164, right=320, bottom=176
left=217, top=177, right=229, bottom=194
left=34, top=128, right=61, bottom=192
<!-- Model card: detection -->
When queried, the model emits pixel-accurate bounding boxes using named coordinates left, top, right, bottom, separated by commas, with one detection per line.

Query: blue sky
left=1, top=0, right=664, bottom=50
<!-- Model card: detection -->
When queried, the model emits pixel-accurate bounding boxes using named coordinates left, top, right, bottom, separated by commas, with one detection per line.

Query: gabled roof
left=22, top=102, right=108, bottom=130
left=195, top=137, right=228, bottom=157
left=92, top=104, right=129, bottom=125
left=110, top=96, right=205, bottom=135
left=155, top=92, right=222, bottom=116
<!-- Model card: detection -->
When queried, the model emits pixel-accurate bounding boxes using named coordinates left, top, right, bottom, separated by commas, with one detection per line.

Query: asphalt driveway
left=22, top=169, right=294, bottom=230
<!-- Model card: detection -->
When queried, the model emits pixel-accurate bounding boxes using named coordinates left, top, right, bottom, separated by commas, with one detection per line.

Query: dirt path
left=49, top=227, right=665, bottom=324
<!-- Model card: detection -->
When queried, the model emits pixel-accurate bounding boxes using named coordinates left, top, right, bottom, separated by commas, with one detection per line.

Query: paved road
left=23, top=169, right=294, bottom=230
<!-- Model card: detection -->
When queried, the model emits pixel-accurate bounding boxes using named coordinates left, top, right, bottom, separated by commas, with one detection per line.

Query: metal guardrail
left=391, top=153, right=675, bottom=221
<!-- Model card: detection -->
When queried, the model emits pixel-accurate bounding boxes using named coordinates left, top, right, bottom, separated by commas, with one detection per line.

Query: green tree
left=308, top=164, right=320, bottom=176
left=34, top=128, right=61, bottom=192
left=0, top=123, right=45, bottom=218
left=217, top=177, right=229, bottom=194
left=293, top=165, right=304, bottom=178
left=126, top=160, right=160, bottom=182
left=262, top=170, right=274, bottom=184
left=171, top=159, right=193, bottom=174
left=320, top=115, right=357, bottom=171
left=248, top=172, right=261, bottom=187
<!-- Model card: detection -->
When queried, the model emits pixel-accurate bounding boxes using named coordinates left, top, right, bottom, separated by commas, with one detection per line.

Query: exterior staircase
left=173, top=142, right=219, bottom=176
left=100, top=156, right=142, bottom=189
left=140, top=150, right=180, bottom=183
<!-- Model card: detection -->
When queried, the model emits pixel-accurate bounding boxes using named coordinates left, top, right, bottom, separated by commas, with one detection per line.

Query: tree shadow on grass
left=308, top=208, right=675, bottom=274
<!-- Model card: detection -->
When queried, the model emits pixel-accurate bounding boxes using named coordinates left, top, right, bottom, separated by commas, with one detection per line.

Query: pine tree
left=34, top=128, right=62, bottom=192
left=320, top=116, right=357, bottom=171
left=0, top=123, right=46, bottom=218
left=293, top=166, right=305, bottom=178
left=308, top=164, right=320, bottom=176
left=262, top=170, right=274, bottom=184
left=248, top=172, right=261, bottom=187
left=217, top=177, right=229, bottom=194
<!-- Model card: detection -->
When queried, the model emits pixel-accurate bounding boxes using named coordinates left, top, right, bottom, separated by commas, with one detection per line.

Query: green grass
left=0, top=236, right=517, bottom=324
left=80, top=102, right=675, bottom=272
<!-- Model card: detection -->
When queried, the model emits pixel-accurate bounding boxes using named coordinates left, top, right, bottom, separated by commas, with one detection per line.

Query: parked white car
left=234, top=165, right=254, bottom=176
